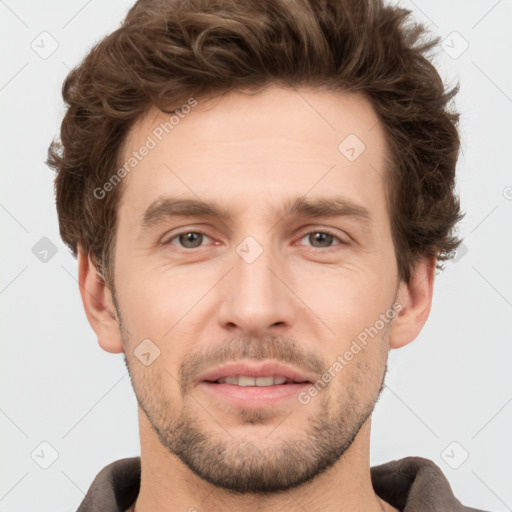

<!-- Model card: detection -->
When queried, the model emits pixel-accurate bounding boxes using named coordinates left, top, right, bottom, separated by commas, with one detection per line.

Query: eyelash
left=163, top=228, right=348, bottom=251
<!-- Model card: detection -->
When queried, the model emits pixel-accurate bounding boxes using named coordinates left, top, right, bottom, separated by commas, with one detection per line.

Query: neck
left=130, top=409, right=397, bottom=512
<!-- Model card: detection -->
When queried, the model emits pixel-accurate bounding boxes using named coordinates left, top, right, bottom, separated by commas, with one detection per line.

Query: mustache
left=180, top=334, right=328, bottom=394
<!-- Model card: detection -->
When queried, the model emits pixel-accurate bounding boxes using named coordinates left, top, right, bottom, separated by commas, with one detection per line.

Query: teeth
left=238, top=376, right=256, bottom=386
left=216, top=376, right=291, bottom=386
left=256, top=376, right=276, bottom=386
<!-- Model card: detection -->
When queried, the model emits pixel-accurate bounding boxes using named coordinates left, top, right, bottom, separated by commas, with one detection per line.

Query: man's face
left=112, top=85, right=400, bottom=493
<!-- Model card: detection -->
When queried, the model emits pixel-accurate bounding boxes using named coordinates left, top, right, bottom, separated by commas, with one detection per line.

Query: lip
left=195, top=361, right=316, bottom=410
left=199, top=381, right=311, bottom=409
left=197, top=361, right=315, bottom=384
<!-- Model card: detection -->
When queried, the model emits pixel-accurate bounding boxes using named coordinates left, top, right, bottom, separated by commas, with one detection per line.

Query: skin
left=78, top=84, right=435, bottom=512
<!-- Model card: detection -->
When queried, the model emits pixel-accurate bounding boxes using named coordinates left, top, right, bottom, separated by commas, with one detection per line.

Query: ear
left=77, top=246, right=124, bottom=354
left=389, top=256, right=436, bottom=349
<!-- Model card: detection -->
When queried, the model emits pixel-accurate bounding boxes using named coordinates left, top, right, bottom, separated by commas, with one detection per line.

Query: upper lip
left=198, top=361, right=316, bottom=384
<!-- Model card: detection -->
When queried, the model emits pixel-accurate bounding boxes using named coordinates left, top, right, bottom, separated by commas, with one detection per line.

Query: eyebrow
left=141, top=195, right=371, bottom=230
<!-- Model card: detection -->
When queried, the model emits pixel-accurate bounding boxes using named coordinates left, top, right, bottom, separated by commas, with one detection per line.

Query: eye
left=296, top=229, right=347, bottom=250
left=164, top=230, right=213, bottom=249
left=162, top=228, right=348, bottom=251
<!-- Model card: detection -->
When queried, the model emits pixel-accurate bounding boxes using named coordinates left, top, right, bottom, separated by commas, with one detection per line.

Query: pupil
left=312, top=232, right=332, bottom=247
left=181, top=232, right=201, bottom=247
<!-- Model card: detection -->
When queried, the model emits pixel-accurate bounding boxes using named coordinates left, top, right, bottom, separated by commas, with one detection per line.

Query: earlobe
left=77, top=246, right=124, bottom=354
left=389, top=257, right=436, bottom=349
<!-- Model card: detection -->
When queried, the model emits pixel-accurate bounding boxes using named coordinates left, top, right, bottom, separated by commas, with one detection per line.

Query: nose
left=216, top=237, right=297, bottom=336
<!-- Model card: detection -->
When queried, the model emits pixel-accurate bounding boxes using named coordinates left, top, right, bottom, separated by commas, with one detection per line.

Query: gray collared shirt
left=76, top=456, right=490, bottom=511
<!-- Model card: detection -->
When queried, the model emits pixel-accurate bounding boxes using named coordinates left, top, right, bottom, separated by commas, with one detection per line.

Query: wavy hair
left=47, top=0, right=463, bottom=287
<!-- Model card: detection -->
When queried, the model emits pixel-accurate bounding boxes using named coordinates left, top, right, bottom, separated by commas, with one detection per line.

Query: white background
left=1, top=0, right=511, bottom=510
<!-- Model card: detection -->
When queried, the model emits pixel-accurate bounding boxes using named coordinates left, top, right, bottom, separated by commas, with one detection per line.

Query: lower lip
left=198, top=382, right=310, bottom=409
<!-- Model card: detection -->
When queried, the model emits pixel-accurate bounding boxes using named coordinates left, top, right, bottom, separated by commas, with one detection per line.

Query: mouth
left=197, top=361, right=314, bottom=409
left=207, top=375, right=309, bottom=386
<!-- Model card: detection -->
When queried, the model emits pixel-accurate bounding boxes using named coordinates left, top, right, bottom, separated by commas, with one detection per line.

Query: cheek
left=298, top=263, right=395, bottom=333
left=298, top=267, right=396, bottom=394
left=114, top=253, right=206, bottom=333
left=327, top=328, right=389, bottom=403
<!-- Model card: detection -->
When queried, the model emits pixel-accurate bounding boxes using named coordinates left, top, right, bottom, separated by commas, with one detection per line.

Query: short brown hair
left=47, top=0, right=463, bottom=288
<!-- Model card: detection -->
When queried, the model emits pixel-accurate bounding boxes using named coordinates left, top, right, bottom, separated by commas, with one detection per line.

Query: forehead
left=116, top=85, right=390, bottom=228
